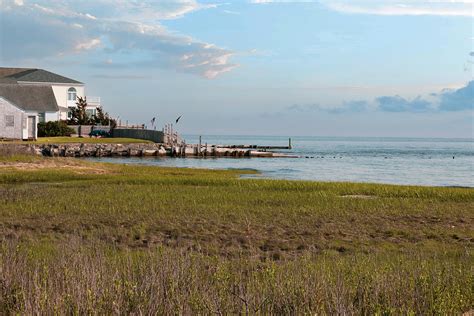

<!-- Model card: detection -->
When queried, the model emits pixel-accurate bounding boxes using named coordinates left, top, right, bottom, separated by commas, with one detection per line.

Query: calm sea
left=92, top=135, right=474, bottom=187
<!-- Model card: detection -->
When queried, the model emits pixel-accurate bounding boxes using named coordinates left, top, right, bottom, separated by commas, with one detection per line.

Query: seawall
left=0, top=143, right=293, bottom=158
left=0, top=143, right=167, bottom=157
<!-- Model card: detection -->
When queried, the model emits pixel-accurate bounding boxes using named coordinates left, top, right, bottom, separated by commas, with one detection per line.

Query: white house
left=0, top=67, right=101, bottom=140
left=0, top=67, right=101, bottom=121
left=0, top=96, right=38, bottom=140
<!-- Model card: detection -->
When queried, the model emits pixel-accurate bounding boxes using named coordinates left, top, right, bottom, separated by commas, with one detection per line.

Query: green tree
left=94, top=106, right=116, bottom=127
left=68, top=96, right=92, bottom=125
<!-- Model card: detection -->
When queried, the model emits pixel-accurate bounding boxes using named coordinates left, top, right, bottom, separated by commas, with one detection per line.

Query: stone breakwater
left=40, top=143, right=168, bottom=157
left=0, top=143, right=294, bottom=158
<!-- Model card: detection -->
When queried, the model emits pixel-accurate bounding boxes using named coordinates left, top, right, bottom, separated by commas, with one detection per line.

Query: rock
left=143, top=149, right=157, bottom=156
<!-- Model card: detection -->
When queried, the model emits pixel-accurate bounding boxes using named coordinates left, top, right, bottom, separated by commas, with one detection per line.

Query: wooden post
left=289, top=137, right=292, bottom=149
left=170, top=123, right=174, bottom=144
left=199, top=135, right=202, bottom=157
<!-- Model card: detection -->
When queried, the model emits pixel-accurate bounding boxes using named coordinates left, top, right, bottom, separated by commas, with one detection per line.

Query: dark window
left=67, top=107, right=75, bottom=119
left=5, top=115, right=14, bottom=127
left=38, top=113, right=45, bottom=123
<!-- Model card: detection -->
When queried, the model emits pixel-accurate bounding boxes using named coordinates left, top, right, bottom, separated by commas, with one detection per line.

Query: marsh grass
left=0, top=156, right=473, bottom=314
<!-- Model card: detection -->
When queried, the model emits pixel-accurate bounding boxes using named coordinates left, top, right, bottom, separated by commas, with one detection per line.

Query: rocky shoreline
left=0, top=143, right=294, bottom=158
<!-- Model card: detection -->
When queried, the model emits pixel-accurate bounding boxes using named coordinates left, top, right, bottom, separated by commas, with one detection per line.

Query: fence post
left=199, top=136, right=202, bottom=157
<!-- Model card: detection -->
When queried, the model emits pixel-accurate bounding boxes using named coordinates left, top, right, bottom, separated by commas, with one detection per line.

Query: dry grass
left=0, top=156, right=473, bottom=314
left=0, top=156, right=110, bottom=174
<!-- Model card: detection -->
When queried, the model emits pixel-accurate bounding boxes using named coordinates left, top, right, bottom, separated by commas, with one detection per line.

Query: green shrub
left=37, top=121, right=75, bottom=137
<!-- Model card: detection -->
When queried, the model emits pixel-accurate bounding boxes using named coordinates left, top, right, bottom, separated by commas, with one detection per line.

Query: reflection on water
left=88, top=135, right=474, bottom=187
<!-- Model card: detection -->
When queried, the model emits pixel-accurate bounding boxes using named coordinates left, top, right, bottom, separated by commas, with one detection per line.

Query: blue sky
left=0, top=0, right=473, bottom=137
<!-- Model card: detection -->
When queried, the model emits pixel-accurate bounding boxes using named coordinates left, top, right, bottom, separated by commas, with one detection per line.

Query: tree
left=68, top=96, right=92, bottom=125
left=68, top=97, right=116, bottom=127
left=94, top=106, right=116, bottom=127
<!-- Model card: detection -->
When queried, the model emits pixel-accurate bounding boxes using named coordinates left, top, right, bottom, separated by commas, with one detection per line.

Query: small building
left=0, top=96, right=38, bottom=140
left=0, top=67, right=102, bottom=140
left=0, top=84, right=61, bottom=140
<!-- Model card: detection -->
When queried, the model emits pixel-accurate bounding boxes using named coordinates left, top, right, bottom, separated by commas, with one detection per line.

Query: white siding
left=51, top=84, right=85, bottom=109
left=0, top=97, right=25, bottom=139
left=59, top=110, right=68, bottom=121
left=44, top=111, right=59, bottom=122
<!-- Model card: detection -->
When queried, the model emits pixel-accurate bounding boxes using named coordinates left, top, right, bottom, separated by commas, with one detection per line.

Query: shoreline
left=1, top=154, right=473, bottom=189
left=0, top=142, right=298, bottom=158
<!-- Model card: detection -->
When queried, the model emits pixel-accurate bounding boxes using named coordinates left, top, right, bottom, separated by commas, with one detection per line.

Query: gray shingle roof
left=0, top=68, right=32, bottom=78
left=0, top=84, right=59, bottom=112
left=0, top=67, right=83, bottom=84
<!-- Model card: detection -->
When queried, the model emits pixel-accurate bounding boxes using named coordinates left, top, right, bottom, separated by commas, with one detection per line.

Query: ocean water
left=92, top=135, right=474, bottom=187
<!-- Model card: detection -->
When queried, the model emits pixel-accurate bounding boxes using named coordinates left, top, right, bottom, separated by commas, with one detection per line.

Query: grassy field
left=0, top=156, right=473, bottom=314
left=0, top=137, right=152, bottom=144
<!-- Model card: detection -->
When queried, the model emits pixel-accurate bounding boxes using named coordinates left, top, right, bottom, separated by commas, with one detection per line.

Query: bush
left=37, top=121, right=75, bottom=137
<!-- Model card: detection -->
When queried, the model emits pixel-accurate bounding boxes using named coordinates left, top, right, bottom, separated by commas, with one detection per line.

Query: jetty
left=165, top=133, right=294, bottom=158
left=0, top=137, right=296, bottom=158
left=216, top=138, right=292, bottom=150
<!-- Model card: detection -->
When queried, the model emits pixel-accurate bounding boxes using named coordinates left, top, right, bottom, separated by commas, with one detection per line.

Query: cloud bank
left=322, top=0, right=473, bottom=17
left=0, top=0, right=237, bottom=78
left=250, top=0, right=473, bottom=17
left=285, top=81, right=473, bottom=114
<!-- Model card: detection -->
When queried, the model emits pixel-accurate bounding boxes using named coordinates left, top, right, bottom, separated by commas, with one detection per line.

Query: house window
left=68, top=87, right=77, bottom=101
left=5, top=115, right=14, bottom=127
left=67, top=107, right=75, bottom=119
left=38, top=113, right=45, bottom=123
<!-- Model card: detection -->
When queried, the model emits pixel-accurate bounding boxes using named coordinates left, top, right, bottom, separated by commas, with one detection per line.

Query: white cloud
left=222, top=9, right=241, bottom=15
left=249, top=0, right=314, bottom=3
left=250, top=0, right=473, bottom=16
left=0, top=0, right=237, bottom=79
left=324, top=1, right=473, bottom=17
left=75, top=38, right=101, bottom=51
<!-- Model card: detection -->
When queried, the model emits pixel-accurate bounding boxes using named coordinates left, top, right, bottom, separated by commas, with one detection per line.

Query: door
left=27, top=116, right=36, bottom=139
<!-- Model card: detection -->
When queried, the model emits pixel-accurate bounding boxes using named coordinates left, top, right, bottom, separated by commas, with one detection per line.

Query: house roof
left=0, top=67, right=83, bottom=84
left=0, top=84, right=59, bottom=112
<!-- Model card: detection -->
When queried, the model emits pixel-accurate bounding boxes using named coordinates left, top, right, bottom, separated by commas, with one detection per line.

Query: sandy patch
left=340, top=194, right=378, bottom=199
left=0, top=159, right=110, bottom=175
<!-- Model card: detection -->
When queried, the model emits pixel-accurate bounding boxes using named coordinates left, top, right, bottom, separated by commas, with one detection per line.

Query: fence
left=111, top=128, right=164, bottom=143
left=69, top=125, right=111, bottom=137
left=68, top=125, right=167, bottom=144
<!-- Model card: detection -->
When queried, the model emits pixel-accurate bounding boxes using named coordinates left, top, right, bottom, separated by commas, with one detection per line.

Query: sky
left=0, top=0, right=473, bottom=138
